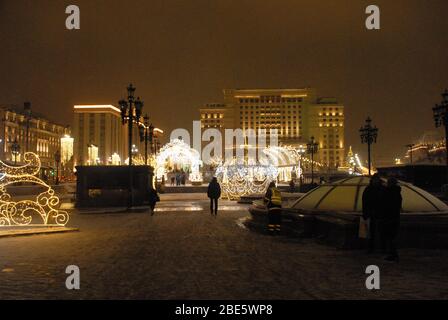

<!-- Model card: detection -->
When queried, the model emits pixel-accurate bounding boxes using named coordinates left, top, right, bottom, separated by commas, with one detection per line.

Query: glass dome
left=292, top=176, right=448, bottom=213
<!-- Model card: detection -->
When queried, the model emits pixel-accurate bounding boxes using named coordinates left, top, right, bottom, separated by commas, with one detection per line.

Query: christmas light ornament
left=0, top=153, right=69, bottom=227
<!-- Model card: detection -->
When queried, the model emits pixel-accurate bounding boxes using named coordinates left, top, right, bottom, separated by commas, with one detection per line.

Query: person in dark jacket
left=264, top=181, right=282, bottom=233
left=148, top=188, right=160, bottom=216
left=382, top=177, right=402, bottom=262
left=362, top=174, right=386, bottom=253
left=207, top=177, right=221, bottom=216
left=289, top=180, right=296, bottom=193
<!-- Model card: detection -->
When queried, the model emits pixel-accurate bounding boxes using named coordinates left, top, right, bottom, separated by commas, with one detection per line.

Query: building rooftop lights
left=74, top=105, right=121, bottom=113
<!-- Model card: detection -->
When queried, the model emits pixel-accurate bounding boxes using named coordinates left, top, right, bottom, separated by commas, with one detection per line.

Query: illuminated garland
left=215, top=158, right=278, bottom=200
left=0, top=153, right=69, bottom=227
left=155, top=139, right=203, bottom=182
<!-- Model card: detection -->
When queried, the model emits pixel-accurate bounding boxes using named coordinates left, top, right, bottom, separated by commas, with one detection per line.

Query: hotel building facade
left=73, top=105, right=163, bottom=166
left=0, top=103, right=71, bottom=168
left=200, top=88, right=345, bottom=168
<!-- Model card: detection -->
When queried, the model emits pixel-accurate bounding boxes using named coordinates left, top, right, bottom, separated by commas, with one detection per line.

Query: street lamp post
left=54, top=150, right=61, bottom=185
left=119, top=84, right=144, bottom=208
left=432, top=89, right=448, bottom=182
left=139, top=114, right=154, bottom=165
left=24, top=102, right=31, bottom=153
left=359, top=117, right=378, bottom=176
left=11, top=139, right=20, bottom=165
left=306, top=136, right=319, bottom=184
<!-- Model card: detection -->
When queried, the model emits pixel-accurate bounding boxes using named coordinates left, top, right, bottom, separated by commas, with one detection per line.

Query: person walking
left=382, top=177, right=402, bottom=262
left=207, top=177, right=221, bottom=216
left=264, top=181, right=282, bottom=234
left=362, top=174, right=386, bottom=253
left=148, top=187, right=160, bottom=216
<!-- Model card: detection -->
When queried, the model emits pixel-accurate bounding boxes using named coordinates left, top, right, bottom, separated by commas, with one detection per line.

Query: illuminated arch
left=155, top=139, right=203, bottom=182
left=215, top=157, right=278, bottom=200
left=262, top=146, right=308, bottom=182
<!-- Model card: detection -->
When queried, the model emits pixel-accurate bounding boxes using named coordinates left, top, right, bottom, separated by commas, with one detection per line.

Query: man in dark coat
left=148, top=188, right=160, bottom=216
left=362, top=174, right=386, bottom=253
left=207, top=177, right=221, bottom=216
left=382, top=177, right=402, bottom=262
left=264, top=181, right=282, bottom=233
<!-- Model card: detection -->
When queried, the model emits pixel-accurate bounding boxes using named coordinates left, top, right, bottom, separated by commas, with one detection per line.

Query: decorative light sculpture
left=215, top=157, right=278, bottom=200
left=111, top=153, right=121, bottom=165
left=60, top=134, right=74, bottom=164
left=262, top=146, right=302, bottom=182
left=87, top=144, right=98, bottom=165
left=0, top=152, right=69, bottom=227
left=155, top=139, right=203, bottom=183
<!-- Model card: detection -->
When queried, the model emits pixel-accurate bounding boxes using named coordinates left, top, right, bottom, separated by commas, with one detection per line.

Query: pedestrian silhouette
left=382, top=177, right=402, bottom=262
left=362, top=174, right=386, bottom=253
left=264, top=181, right=282, bottom=234
left=207, top=177, right=221, bottom=216
left=148, top=187, right=160, bottom=216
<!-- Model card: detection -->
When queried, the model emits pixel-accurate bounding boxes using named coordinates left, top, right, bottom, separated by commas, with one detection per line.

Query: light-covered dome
left=292, top=176, right=448, bottom=213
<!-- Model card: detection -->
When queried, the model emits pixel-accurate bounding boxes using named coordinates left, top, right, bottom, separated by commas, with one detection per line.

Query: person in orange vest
left=264, top=181, right=282, bottom=234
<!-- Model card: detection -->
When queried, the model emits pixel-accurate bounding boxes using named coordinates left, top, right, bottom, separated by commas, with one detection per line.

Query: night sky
left=1, top=0, right=447, bottom=165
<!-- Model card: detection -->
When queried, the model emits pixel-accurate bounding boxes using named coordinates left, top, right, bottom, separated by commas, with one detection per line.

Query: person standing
left=175, top=172, right=181, bottom=186
left=382, top=177, right=402, bottom=262
left=289, top=180, right=296, bottom=193
left=207, top=177, right=221, bottom=216
left=264, top=181, right=282, bottom=234
left=181, top=172, right=186, bottom=185
left=362, top=174, right=386, bottom=253
left=148, top=187, right=160, bottom=216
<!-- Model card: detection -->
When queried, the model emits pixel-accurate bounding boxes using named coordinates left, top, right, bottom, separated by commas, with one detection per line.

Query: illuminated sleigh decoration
left=0, top=153, right=69, bottom=227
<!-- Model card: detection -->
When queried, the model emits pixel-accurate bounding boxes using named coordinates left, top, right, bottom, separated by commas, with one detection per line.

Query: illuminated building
left=60, top=134, right=74, bottom=164
left=73, top=105, right=126, bottom=166
left=199, top=88, right=345, bottom=169
left=73, top=105, right=163, bottom=166
left=0, top=104, right=70, bottom=167
left=405, top=131, right=446, bottom=165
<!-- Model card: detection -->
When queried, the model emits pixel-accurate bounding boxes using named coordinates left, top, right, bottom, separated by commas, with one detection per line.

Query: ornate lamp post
left=24, top=102, right=31, bottom=153
left=139, top=114, right=154, bottom=165
left=432, top=89, right=448, bottom=181
left=119, top=84, right=144, bottom=208
left=306, top=136, right=319, bottom=184
left=11, top=139, right=20, bottom=165
left=359, top=117, right=378, bottom=176
left=54, top=150, right=61, bottom=185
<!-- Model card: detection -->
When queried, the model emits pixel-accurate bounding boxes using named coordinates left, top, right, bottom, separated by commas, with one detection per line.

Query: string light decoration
left=215, top=145, right=325, bottom=200
left=155, top=139, right=203, bottom=183
left=0, top=152, right=69, bottom=227
left=215, top=157, right=278, bottom=200
left=262, top=146, right=302, bottom=182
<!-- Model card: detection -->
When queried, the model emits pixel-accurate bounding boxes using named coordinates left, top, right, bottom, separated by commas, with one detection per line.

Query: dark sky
left=1, top=0, right=447, bottom=165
